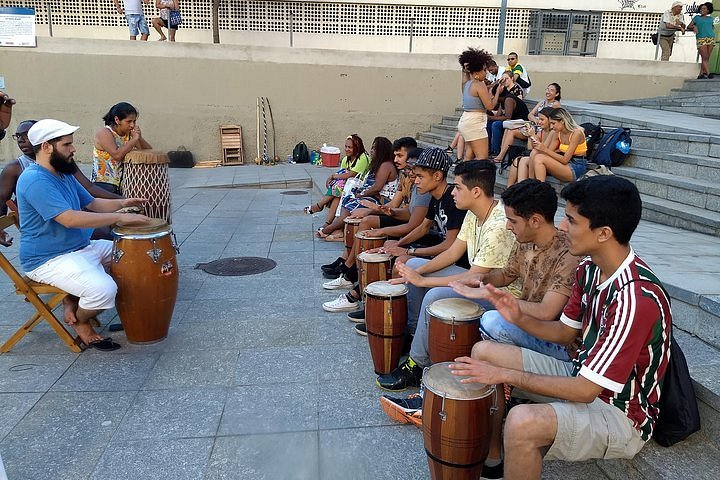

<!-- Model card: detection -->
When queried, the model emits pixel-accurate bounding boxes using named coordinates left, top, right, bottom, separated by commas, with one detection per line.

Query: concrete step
left=614, top=166, right=720, bottom=214
left=676, top=78, right=720, bottom=92
left=627, top=148, right=720, bottom=181
left=639, top=193, right=720, bottom=236
left=624, top=130, right=720, bottom=159
left=656, top=105, right=720, bottom=119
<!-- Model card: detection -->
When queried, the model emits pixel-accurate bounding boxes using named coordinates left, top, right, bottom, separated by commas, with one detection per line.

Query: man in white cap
left=659, top=2, right=686, bottom=61
left=16, top=119, right=151, bottom=350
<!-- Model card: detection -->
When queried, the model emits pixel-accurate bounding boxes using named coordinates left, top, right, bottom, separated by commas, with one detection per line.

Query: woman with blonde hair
left=530, top=108, right=587, bottom=182
left=506, top=107, right=557, bottom=187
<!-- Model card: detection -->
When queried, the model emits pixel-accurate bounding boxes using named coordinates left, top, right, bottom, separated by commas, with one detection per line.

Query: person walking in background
left=114, top=0, right=151, bottom=41
left=152, top=0, right=180, bottom=42
left=659, top=2, right=686, bottom=61
left=688, top=2, right=717, bottom=78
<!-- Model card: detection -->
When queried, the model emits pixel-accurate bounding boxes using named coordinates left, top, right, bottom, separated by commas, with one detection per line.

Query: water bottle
left=616, top=140, right=630, bottom=155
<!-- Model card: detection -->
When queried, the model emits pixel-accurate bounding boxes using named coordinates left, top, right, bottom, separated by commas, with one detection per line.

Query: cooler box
left=320, top=146, right=341, bottom=167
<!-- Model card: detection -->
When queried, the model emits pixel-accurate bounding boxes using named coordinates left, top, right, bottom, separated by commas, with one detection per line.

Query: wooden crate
left=220, top=125, right=244, bottom=165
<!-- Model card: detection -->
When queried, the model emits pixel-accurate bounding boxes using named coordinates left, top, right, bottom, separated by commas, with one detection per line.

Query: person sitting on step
left=317, top=137, right=398, bottom=240
left=449, top=175, right=672, bottom=480
left=506, top=107, right=558, bottom=187
left=529, top=108, right=587, bottom=183
left=376, top=159, right=518, bottom=391
left=304, top=133, right=370, bottom=224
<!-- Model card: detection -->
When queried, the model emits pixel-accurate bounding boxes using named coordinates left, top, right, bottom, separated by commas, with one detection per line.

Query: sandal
left=324, top=232, right=344, bottom=242
left=304, top=203, right=322, bottom=215
left=316, top=227, right=330, bottom=238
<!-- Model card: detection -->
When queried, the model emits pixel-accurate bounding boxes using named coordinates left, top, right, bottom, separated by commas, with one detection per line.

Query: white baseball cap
left=672, top=1, right=684, bottom=8
left=27, top=119, right=79, bottom=146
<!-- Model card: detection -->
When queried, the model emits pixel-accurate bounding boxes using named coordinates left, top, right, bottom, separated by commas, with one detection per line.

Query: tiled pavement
left=0, top=163, right=718, bottom=479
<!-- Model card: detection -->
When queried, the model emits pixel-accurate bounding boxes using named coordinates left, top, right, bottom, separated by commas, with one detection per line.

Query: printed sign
left=0, top=7, right=36, bottom=47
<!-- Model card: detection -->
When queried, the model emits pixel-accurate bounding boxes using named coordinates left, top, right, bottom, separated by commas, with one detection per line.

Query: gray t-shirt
left=408, top=185, right=431, bottom=213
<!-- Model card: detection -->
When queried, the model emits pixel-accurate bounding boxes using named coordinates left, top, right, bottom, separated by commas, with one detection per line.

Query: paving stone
left=204, top=432, right=319, bottom=480
left=89, top=437, right=214, bottom=480
left=0, top=354, right=76, bottom=392
left=142, top=349, right=239, bottom=389
left=318, top=379, right=395, bottom=430
left=319, top=425, right=427, bottom=480
left=51, top=351, right=158, bottom=392
left=234, top=346, right=320, bottom=386
left=219, top=383, right=319, bottom=435
left=0, top=392, right=43, bottom=441
left=114, top=387, right=227, bottom=441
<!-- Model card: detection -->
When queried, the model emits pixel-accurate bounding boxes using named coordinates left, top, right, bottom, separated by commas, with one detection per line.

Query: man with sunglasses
left=505, top=52, right=531, bottom=97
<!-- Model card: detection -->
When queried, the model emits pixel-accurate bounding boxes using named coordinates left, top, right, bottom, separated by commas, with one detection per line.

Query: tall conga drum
left=357, top=251, right=393, bottom=294
left=355, top=230, right=387, bottom=271
left=344, top=217, right=361, bottom=251
left=427, top=298, right=484, bottom=363
left=121, top=149, right=172, bottom=223
left=111, top=219, right=179, bottom=344
left=364, top=281, right=408, bottom=375
left=423, top=362, right=497, bottom=480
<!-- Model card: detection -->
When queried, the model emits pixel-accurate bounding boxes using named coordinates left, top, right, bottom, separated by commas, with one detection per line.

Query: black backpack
left=580, top=122, right=605, bottom=159
left=292, top=142, right=310, bottom=163
left=592, top=127, right=632, bottom=167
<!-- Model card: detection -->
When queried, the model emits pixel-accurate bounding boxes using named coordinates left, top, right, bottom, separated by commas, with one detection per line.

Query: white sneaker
left=323, top=275, right=354, bottom=290
left=323, top=294, right=361, bottom=312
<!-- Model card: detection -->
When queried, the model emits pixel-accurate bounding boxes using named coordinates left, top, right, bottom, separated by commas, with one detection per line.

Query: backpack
left=292, top=142, right=310, bottom=163
left=578, top=164, right=614, bottom=180
left=580, top=122, right=605, bottom=159
left=654, top=338, right=702, bottom=447
left=591, top=127, right=632, bottom=167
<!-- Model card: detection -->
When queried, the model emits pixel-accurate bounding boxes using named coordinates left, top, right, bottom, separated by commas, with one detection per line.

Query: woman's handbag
left=169, top=10, right=183, bottom=28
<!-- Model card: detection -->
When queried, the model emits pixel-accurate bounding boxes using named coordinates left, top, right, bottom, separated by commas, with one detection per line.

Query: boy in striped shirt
left=450, top=175, right=672, bottom=479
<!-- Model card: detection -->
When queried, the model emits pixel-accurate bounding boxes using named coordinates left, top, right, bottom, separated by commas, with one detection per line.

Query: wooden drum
left=364, top=281, right=408, bottom=375
left=121, top=149, right=172, bottom=223
left=354, top=230, right=387, bottom=272
left=422, top=362, right=497, bottom=480
left=427, top=298, right=484, bottom=364
left=111, top=219, right=179, bottom=344
left=357, top=251, right=393, bottom=294
left=344, top=217, right=362, bottom=251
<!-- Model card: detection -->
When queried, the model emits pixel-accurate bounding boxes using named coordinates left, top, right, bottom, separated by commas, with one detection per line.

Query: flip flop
left=316, top=227, right=330, bottom=238
left=87, top=337, right=121, bottom=351
left=324, top=233, right=344, bottom=242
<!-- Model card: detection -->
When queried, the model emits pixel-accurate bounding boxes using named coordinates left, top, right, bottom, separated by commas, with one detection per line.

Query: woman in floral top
left=92, top=102, right=152, bottom=194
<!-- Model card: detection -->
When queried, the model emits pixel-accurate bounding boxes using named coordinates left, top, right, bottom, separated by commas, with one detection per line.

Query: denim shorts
left=126, top=14, right=149, bottom=36
left=569, top=157, right=587, bottom=180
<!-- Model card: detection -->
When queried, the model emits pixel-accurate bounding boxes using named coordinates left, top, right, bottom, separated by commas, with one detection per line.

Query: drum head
left=125, top=149, right=170, bottom=164
left=345, top=217, right=362, bottom=225
left=358, top=252, right=392, bottom=263
left=356, top=230, right=387, bottom=240
left=423, top=362, right=494, bottom=400
left=365, top=281, right=408, bottom=297
left=113, top=218, right=171, bottom=237
left=427, top=298, right=484, bottom=321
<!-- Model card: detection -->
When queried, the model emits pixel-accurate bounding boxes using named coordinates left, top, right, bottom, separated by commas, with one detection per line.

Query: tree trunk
left=212, top=0, right=220, bottom=44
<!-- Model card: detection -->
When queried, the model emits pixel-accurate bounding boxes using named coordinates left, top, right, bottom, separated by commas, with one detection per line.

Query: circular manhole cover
left=280, top=190, right=309, bottom=195
left=195, top=257, right=277, bottom=276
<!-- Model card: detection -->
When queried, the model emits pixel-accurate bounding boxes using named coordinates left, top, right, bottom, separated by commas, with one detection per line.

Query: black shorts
left=379, top=216, right=404, bottom=228
left=159, top=18, right=179, bottom=29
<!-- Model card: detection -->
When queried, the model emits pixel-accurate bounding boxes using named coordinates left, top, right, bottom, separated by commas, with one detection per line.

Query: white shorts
left=26, top=240, right=117, bottom=310
left=458, top=110, right=488, bottom=142
left=521, top=348, right=646, bottom=461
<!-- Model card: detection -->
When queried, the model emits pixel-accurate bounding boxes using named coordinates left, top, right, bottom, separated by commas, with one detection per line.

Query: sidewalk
left=0, top=163, right=717, bottom=479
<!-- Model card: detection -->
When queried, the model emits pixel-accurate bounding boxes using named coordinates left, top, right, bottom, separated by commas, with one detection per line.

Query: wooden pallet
left=220, top=125, right=244, bottom=165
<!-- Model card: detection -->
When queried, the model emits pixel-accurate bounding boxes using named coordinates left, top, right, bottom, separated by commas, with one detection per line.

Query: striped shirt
left=560, top=249, right=672, bottom=441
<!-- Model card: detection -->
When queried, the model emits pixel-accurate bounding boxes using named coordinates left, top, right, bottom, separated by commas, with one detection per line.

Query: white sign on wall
left=0, top=7, right=36, bottom=47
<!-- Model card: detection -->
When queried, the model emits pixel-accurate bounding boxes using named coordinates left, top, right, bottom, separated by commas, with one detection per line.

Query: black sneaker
left=401, top=333, right=413, bottom=356
left=321, top=257, right=344, bottom=273
left=376, top=357, right=422, bottom=391
left=382, top=394, right=422, bottom=413
left=480, top=461, right=503, bottom=480
left=322, top=263, right=347, bottom=279
left=347, top=309, right=365, bottom=323
left=354, top=323, right=367, bottom=336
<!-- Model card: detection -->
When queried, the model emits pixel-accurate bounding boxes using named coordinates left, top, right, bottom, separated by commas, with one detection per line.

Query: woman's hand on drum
left=449, top=357, right=506, bottom=385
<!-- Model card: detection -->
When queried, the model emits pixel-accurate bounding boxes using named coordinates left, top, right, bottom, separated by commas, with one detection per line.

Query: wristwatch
left=407, top=246, right=416, bottom=256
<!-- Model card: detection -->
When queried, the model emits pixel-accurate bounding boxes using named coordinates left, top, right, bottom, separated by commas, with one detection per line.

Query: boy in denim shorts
left=114, top=0, right=150, bottom=41
left=449, top=176, right=672, bottom=479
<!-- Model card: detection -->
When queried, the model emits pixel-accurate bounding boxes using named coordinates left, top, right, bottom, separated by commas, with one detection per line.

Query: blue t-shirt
left=694, top=15, right=715, bottom=39
left=17, top=163, right=94, bottom=271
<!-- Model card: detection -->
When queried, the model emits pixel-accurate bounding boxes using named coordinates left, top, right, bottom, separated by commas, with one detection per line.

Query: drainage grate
left=195, top=257, right=277, bottom=276
left=280, top=190, right=309, bottom=195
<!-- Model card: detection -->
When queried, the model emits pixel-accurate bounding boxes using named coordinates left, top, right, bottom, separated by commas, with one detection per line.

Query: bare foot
left=158, top=37, right=167, bottom=41
left=63, top=296, right=80, bottom=325
left=72, top=321, right=104, bottom=345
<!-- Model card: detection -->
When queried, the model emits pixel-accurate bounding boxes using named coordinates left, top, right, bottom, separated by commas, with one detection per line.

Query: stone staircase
left=415, top=100, right=720, bottom=479
left=618, top=78, right=720, bottom=120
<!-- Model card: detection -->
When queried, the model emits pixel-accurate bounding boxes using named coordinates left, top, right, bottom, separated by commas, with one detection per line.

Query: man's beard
left=49, top=149, right=78, bottom=175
